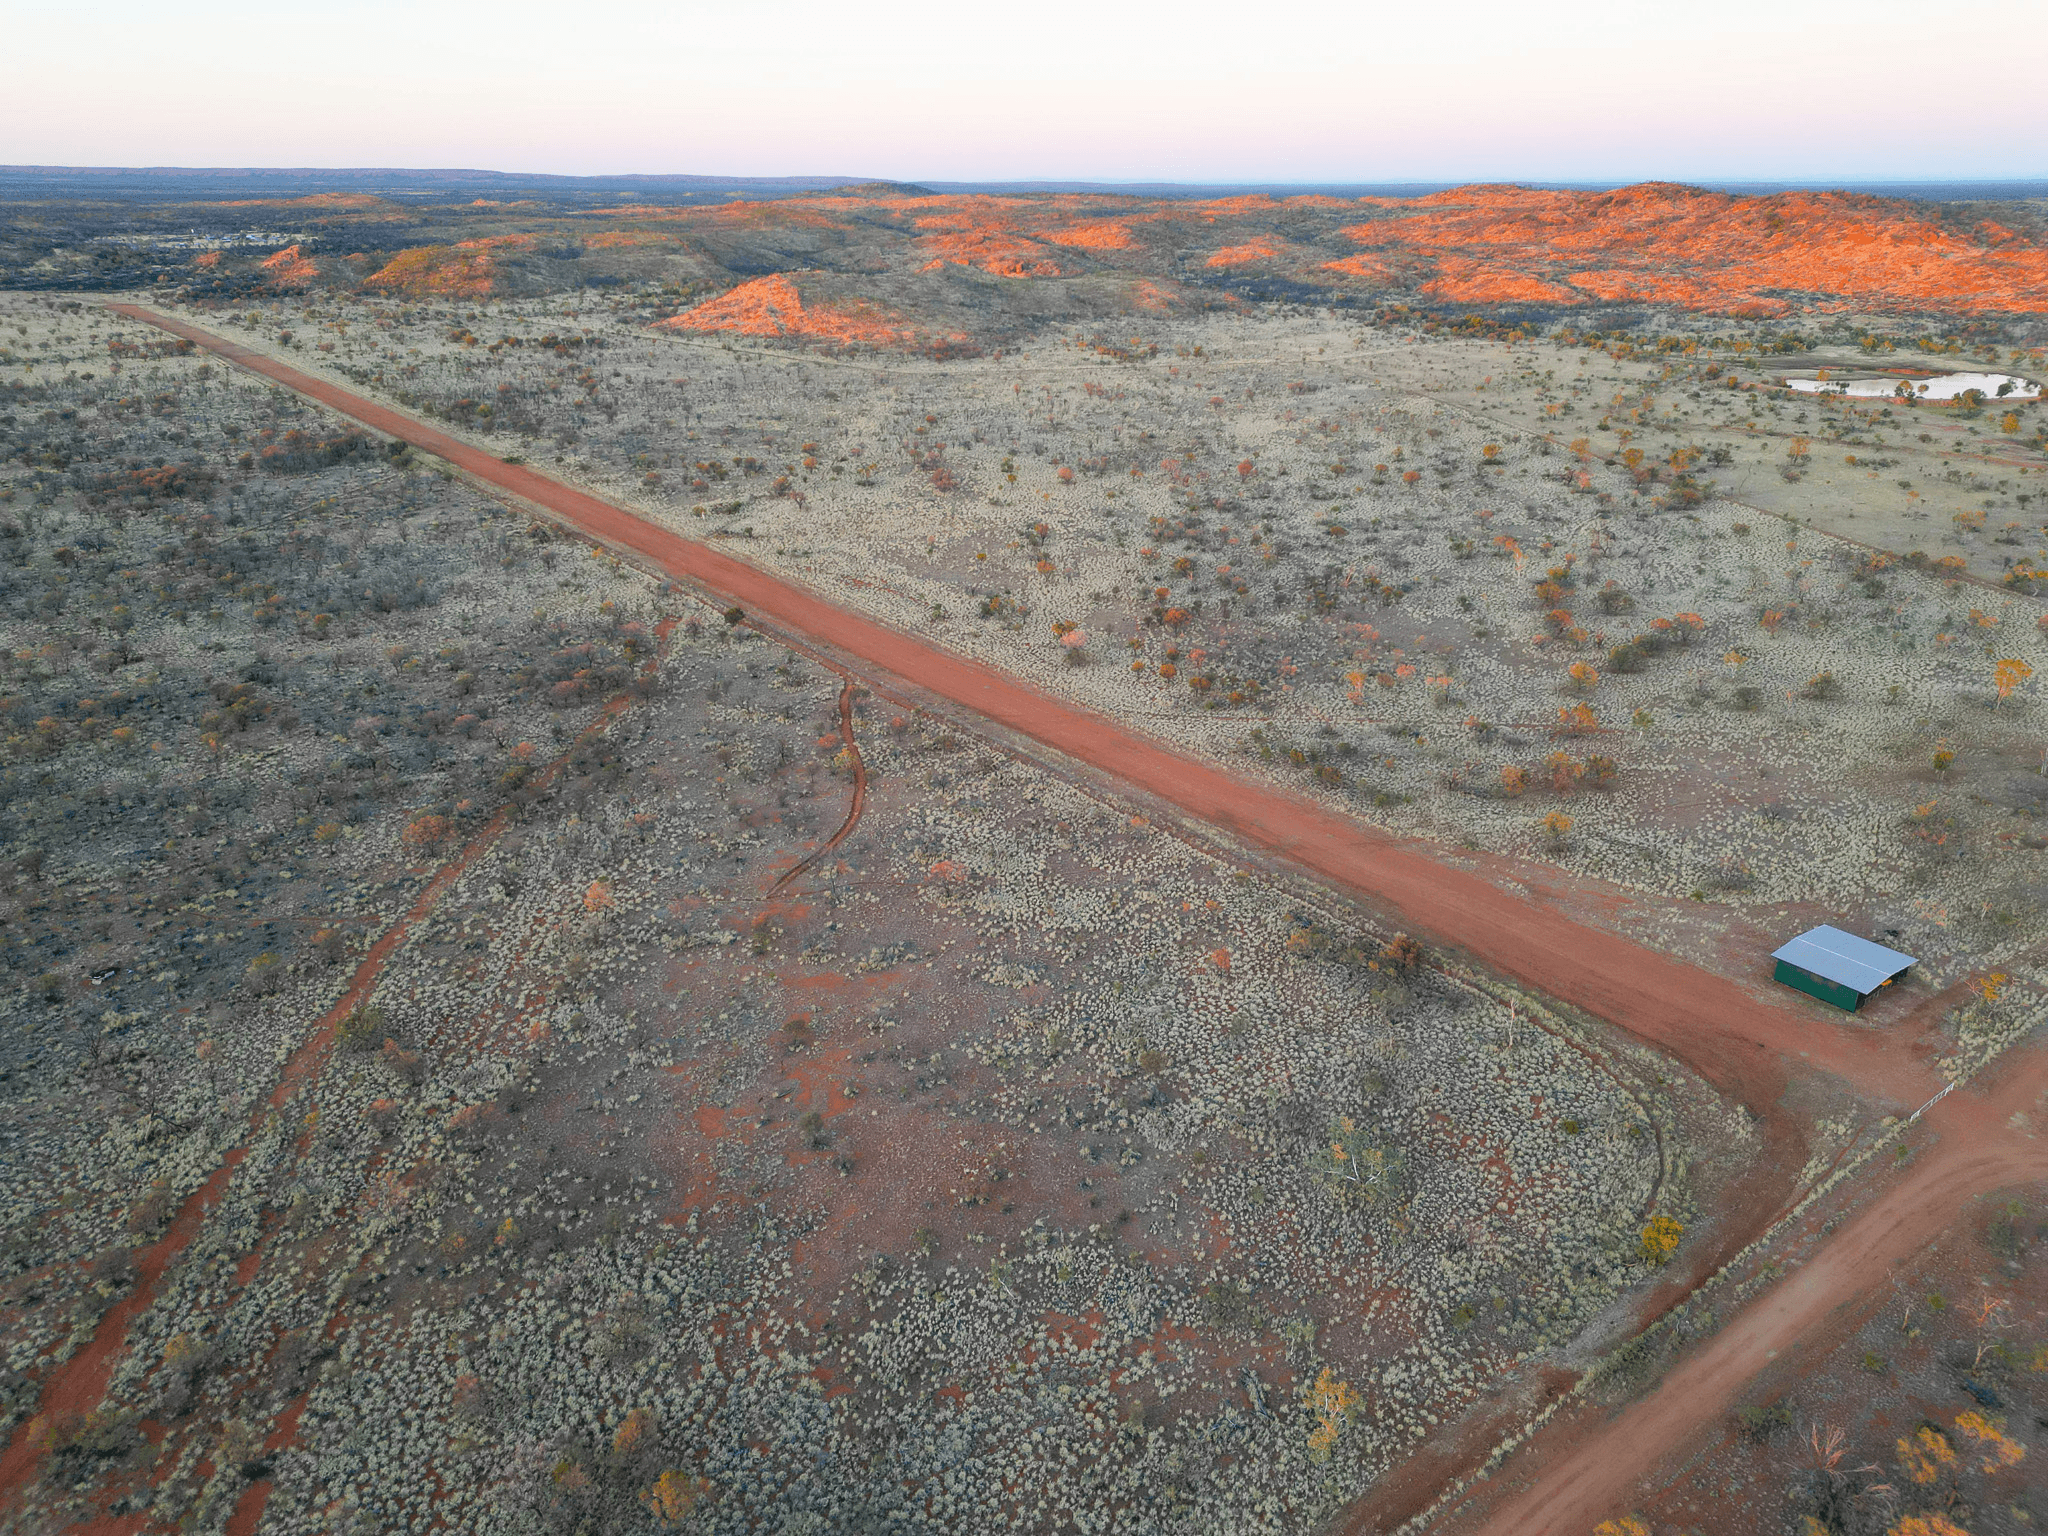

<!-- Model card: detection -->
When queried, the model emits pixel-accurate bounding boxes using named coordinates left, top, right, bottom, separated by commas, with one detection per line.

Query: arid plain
left=2, top=180, right=2046, bottom=1535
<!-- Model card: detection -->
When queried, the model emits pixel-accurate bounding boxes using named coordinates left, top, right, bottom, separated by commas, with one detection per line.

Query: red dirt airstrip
left=95, top=305, right=2025, bottom=1533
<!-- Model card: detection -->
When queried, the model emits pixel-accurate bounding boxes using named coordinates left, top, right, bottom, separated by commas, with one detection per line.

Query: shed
left=1771, top=925, right=1916, bottom=1012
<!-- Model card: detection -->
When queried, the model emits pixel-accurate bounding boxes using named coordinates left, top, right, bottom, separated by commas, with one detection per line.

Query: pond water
left=1786, top=370, right=2040, bottom=401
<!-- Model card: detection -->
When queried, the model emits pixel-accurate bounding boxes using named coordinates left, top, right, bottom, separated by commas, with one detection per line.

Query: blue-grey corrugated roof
left=1772, top=925, right=1916, bottom=994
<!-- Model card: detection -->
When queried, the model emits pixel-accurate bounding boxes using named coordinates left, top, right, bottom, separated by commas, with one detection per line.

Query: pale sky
left=8, top=0, right=2044, bottom=183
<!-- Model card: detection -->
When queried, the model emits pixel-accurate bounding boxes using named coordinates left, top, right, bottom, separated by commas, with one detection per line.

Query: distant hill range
left=0, top=166, right=888, bottom=203
left=6, top=171, right=2047, bottom=336
left=6, top=165, right=2047, bottom=204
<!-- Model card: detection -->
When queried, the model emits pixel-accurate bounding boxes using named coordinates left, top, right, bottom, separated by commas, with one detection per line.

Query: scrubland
left=168, top=284, right=2048, bottom=1038
left=0, top=292, right=1740, bottom=1534
left=1580, top=1186, right=2047, bottom=1536
left=4, top=174, right=2048, bottom=1536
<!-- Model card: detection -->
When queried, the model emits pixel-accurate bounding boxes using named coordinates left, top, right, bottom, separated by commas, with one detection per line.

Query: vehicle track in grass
left=764, top=653, right=868, bottom=897
left=106, top=303, right=1977, bottom=1534
left=0, top=635, right=676, bottom=1527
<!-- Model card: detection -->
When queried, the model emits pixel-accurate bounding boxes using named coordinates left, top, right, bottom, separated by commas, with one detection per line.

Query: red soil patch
left=224, top=1391, right=309, bottom=1536
left=781, top=1042, right=864, bottom=1123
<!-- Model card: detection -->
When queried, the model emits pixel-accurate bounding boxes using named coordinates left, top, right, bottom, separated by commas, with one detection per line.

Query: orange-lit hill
left=185, top=180, right=2048, bottom=334
left=362, top=237, right=537, bottom=298
left=217, top=193, right=409, bottom=215
left=258, top=244, right=319, bottom=289
left=627, top=182, right=2048, bottom=331
left=653, top=273, right=944, bottom=350
left=1332, top=182, right=2048, bottom=316
left=1206, top=239, right=1281, bottom=269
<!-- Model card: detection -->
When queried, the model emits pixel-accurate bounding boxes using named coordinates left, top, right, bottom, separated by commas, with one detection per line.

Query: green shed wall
left=1774, top=959, right=1863, bottom=1012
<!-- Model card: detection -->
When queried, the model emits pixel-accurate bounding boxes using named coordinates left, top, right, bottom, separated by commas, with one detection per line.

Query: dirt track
left=764, top=644, right=870, bottom=896
left=105, top=305, right=1991, bottom=1533
left=0, top=653, right=671, bottom=1524
left=1436, top=1044, right=2048, bottom=1536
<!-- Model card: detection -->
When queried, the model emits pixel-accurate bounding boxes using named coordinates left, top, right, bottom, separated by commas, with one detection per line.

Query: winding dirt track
left=767, top=660, right=868, bottom=895
left=105, top=306, right=1996, bottom=1533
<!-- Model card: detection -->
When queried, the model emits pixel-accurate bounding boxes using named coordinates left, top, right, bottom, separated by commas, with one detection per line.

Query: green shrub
left=1736, top=1402, right=1791, bottom=1439
left=336, top=1004, right=387, bottom=1051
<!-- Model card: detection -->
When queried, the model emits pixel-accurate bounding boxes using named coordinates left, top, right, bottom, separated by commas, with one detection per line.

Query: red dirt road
left=104, top=305, right=1935, bottom=1119
left=1434, top=1046, right=2048, bottom=1536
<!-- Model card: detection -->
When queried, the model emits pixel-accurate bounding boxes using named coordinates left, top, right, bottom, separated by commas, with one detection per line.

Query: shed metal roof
left=1771, top=925, right=1916, bottom=995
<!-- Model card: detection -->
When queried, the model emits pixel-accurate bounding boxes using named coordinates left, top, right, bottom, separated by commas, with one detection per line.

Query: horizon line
left=5, top=164, right=2047, bottom=191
